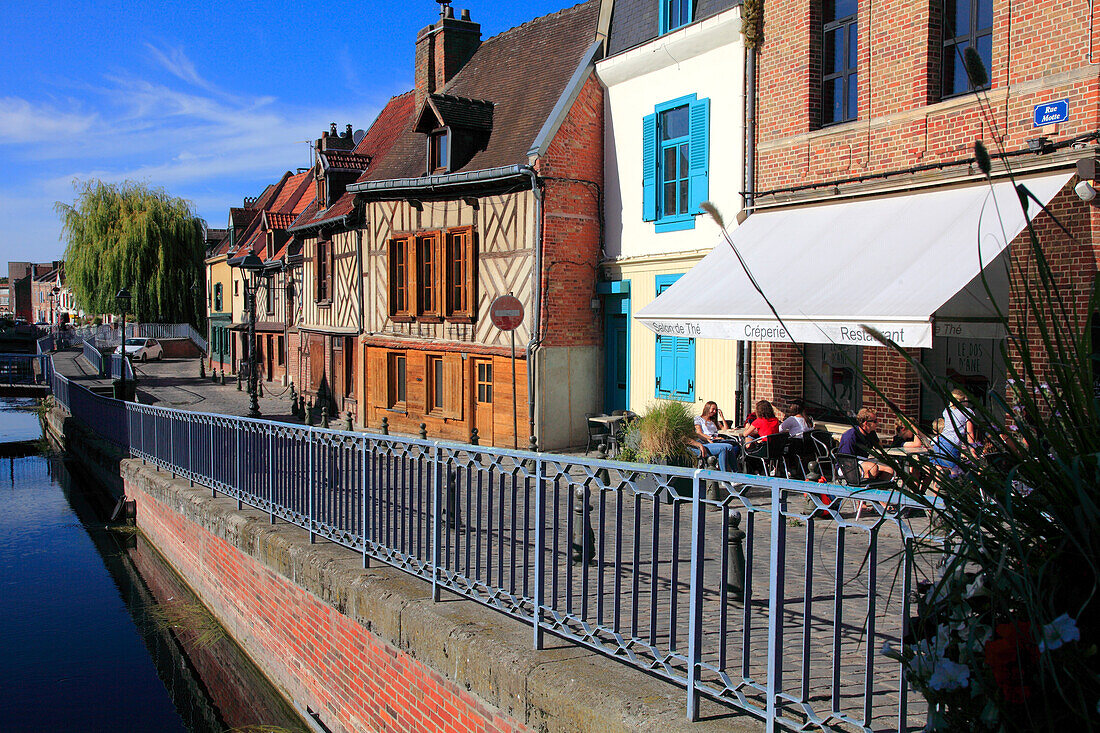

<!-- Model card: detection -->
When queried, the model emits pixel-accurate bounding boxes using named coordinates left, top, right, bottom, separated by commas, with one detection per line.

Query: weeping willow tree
left=56, top=180, right=206, bottom=327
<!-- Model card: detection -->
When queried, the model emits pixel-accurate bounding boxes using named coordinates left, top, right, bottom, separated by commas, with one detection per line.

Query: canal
left=0, top=398, right=309, bottom=732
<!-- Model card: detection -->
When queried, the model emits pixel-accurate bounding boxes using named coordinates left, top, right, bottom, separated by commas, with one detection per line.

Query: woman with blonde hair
left=692, top=401, right=737, bottom=471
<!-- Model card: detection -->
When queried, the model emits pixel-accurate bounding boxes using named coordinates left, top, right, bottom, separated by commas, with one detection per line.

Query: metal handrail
left=47, top=360, right=932, bottom=730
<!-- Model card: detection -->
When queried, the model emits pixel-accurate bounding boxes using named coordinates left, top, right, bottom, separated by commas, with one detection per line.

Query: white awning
left=635, top=172, right=1072, bottom=349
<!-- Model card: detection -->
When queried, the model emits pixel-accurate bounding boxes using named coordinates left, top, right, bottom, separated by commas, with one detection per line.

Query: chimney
left=415, top=6, right=481, bottom=104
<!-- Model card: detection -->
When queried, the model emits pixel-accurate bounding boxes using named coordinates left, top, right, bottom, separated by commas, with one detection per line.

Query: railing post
left=308, top=426, right=315, bottom=544
left=188, top=417, right=193, bottom=486
left=210, top=418, right=216, bottom=498
left=686, top=467, right=705, bottom=721
left=765, top=483, right=788, bottom=731
left=431, top=441, right=441, bottom=602
left=268, top=430, right=275, bottom=524
left=533, top=454, right=545, bottom=650
left=236, top=424, right=242, bottom=511
left=361, top=439, right=370, bottom=568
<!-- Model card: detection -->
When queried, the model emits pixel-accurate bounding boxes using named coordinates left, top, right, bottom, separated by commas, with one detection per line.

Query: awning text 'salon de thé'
left=634, top=172, right=1072, bottom=349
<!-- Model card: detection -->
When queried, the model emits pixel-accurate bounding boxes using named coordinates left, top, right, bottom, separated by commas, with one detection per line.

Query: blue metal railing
left=47, top=362, right=933, bottom=731
left=81, top=338, right=106, bottom=376
left=0, top=353, right=50, bottom=385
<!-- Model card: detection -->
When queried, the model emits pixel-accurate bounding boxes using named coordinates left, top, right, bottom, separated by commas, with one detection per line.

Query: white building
left=595, top=0, right=746, bottom=417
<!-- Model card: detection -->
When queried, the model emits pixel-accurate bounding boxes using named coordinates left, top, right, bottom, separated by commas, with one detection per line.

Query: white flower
left=928, top=658, right=970, bottom=692
left=1039, top=613, right=1080, bottom=652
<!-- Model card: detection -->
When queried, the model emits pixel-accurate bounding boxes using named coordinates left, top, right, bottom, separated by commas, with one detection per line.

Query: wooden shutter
left=389, top=236, right=412, bottom=320
left=443, top=352, right=464, bottom=419
left=641, top=113, right=658, bottom=221
left=368, top=347, right=387, bottom=408
left=687, top=97, right=710, bottom=214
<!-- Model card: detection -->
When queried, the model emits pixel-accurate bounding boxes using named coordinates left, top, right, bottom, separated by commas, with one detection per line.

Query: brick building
left=292, top=1, right=605, bottom=449
left=639, top=0, right=1100, bottom=428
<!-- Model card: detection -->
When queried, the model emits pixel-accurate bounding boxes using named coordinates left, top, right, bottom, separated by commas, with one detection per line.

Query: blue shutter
left=654, top=274, right=695, bottom=401
left=642, top=113, right=657, bottom=222
left=687, top=97, right=710, bottom=214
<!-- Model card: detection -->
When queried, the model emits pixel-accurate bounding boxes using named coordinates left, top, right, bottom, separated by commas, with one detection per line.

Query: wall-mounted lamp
left=1027, top=136, right=1054, bottom=155
left=1075, top=157, right=1099, bottom=204
left=590, top=298, right=601, bottom=312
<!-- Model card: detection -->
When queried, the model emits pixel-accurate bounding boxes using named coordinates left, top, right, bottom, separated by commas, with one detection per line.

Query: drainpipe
left=520, top=166, right=543, bottom=443
left=737, top=43, right=758, bottom=424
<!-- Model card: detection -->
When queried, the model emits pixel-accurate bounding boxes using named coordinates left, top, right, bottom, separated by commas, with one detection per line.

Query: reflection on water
left=0, top=400, right=307, bottom=732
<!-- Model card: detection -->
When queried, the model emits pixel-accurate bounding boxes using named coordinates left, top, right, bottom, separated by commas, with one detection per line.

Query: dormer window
left=429, top=128, right=450, bottom=174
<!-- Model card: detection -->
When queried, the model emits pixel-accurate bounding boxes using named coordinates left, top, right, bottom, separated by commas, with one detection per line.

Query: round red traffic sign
left=489, top=295, right=524, bottom=331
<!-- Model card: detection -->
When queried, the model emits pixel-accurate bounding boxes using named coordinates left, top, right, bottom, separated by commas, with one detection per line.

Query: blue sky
left=0, top=0, right=577, bottom=267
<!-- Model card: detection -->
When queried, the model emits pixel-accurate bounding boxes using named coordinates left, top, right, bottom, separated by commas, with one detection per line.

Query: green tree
left=56, top=180, right=207, bottom=327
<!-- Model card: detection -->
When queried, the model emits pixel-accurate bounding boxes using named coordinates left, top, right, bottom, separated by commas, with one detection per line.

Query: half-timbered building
left=292, top=1, right=605, bottom=449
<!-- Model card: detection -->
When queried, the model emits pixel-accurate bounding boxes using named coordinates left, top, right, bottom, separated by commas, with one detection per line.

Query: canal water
left=0, top=398, right=308, bottom=732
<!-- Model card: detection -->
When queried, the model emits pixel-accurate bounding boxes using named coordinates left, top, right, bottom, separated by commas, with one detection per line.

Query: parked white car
left=116, top=337, right=163, bottom=362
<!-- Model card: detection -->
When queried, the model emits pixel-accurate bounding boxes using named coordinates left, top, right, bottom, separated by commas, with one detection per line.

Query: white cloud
left=0, top=98, right=97, bottom=144
left=0, top=44, right=381, bottom=262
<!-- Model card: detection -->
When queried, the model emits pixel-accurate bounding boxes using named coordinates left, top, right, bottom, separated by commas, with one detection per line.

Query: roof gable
left=364, top=1, right=600, bottom=182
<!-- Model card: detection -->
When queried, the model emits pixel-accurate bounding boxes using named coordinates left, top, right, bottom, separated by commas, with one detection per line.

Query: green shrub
left=620, top=401, right=697, bottom=466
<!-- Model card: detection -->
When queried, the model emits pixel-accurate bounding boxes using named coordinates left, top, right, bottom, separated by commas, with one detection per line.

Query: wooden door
left=471, top=358, right=494, bottom=445
left=265, top=335, right=274, bottom=380
left=310, top=334, right=325, bottom=394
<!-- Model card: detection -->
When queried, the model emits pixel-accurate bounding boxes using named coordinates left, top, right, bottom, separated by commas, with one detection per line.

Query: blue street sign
left=1033, top=99, right=1069, bottom=127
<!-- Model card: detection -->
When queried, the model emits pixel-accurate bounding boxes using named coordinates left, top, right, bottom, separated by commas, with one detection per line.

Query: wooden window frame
left=265, top=275, right=275, bottom=315
left=388, top=236, right=413, bottom=321
left=315, top=235, right=332, bottom=305
left=821, top=0, right=858, bottom=126
left=444, top=226, right=477, bottom=322
left=428, top=127, right=451, bottom=174
left=387, top=351, right=407, bottom=409
left=415, top=232, right=442, bottom=321
left=427, top=354, right=445, bottom=416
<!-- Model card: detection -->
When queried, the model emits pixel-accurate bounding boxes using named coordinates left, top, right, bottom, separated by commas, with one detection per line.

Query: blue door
left=603, top=292, right=630, bottom=412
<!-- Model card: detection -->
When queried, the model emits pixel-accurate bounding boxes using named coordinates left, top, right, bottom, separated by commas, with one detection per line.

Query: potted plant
left=618, top=401, right=700, bottom=499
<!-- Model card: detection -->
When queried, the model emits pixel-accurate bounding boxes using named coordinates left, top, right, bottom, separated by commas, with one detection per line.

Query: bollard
left=419, top=423, right=427, bottom=440
left=726, top=510, right=746, bottom=602
left=705, top=455, right=720, bottom=505
left=572, top=447, right=600, bottom=565
left=321, top=405, right=329, bottom=429
left=306, top=398, right=315, bottom=426
left=298, top=395, right=306, bottom=419
left=289, top=384, right=298, bottom=416
left=529, top=435, right=539, bottom=453
left=345, top=411, right=353, bottom=432
left=258, top=380, right=264, bottom=398
left=380, top=416, right=389, bottom=435
left=219, top=369, right=225, bottom=386
left=469, top=427, right=479, bottom=446
left=199, top=360, right=206, bottom=378
left=236, top=371, right=242, bottom=391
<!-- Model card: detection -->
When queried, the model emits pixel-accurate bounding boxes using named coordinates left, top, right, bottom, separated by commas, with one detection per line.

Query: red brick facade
left=128, top=472, right=531, bottom=733
left=749, top=0, right=1100, bottom=425
left=536, top=75, right=605, bottom=350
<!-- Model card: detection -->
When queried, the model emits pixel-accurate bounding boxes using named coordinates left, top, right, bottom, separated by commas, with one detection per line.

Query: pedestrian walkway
left=51, top=348, right=301, bottom=422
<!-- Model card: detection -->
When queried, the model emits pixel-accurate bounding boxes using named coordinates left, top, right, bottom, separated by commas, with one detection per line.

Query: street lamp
left=116, top=288, right=131, bottom=400
left=233, top=253, right=264, bottom=419
left=49, top=286, right=59, bottom=330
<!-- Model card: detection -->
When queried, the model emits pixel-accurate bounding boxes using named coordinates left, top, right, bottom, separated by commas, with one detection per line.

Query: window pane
left=976, top=33, right=992, bottom=85
left=662, top=146, right=677, bottom=182
left=824, top=77, right=843, bottom=123
left=679, top=179, right=689, bottom=214
left=663, top=182, right=677, bottom=216
left=847, top=72, right=858, bottom=119
left=660, top=106, right=689, bottom=140
left=824, top=28, right=839, bottom=74
left=952, top=0, right=970, bottom=36
left=953, top=45, right=970, bottom=92
left=825, top=0, right=857, bottom=23
left=679, top=143, right=689, bottom=178
left=433, top=358, right=443, bottom=409
left=848, top=24, right=858, bottom=70
left=438, top=132, right=449, bottom=168
left=397, top=356, right=406, bottom=402
left=977, top=0, right=992, bottom=30
left=942, top=43, right=959, bottom=95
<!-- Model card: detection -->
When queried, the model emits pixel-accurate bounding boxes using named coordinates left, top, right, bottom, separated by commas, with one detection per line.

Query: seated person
left=837, top=408, right=895, bottom=481
left=692, top=400, right=738, bottom=471
left=779, top=399, right=814, bottom=437
left=741, top=400, right=780, bottom=447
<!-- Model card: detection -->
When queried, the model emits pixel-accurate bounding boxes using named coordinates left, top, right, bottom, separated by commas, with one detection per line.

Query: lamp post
left=116, top=288, right=131, bottom=400
left=49, top=286, right=59, bottom=330
left=233, top=253, right=264, bottom=419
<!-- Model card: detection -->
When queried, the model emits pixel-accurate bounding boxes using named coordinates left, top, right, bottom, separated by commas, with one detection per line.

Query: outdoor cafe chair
left=743, top=432, right=790, bottom=477
left=585, top=413, right=609, bottom=455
